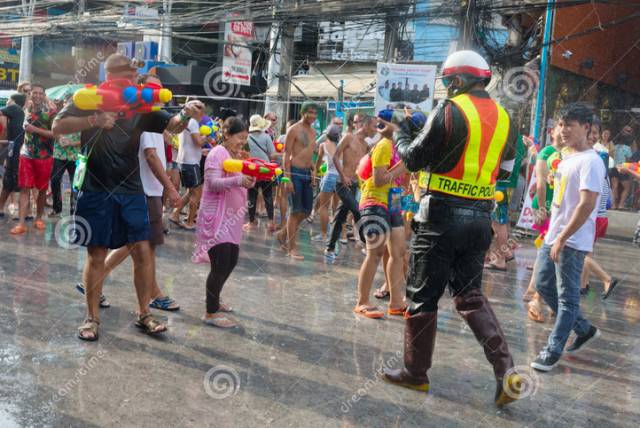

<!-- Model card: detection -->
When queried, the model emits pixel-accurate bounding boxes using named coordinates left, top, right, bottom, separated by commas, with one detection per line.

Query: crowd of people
left=0, top=51, right=636, bottom=406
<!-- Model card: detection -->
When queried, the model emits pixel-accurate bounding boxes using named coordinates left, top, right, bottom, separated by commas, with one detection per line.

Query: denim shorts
left=359, top=205, right=403, bottom=238
left=75, top=192, right=150, bottom=249
left=320, top=173, right=338, bottom=193
left=289, top=166, right=313, bottom=215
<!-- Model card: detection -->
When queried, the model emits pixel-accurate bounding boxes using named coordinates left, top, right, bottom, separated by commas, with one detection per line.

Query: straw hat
left=249, top=114, right=269, bottom=132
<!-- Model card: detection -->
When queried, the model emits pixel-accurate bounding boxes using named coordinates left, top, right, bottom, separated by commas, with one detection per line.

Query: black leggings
left=206, top=243, right=239, bottom=313
left=248, top=180, right=274, bottom=222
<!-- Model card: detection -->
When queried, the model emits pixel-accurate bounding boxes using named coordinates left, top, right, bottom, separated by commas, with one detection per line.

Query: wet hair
left=137, top=73, right=159, bottom=85
left=557, top=102, right=594, bottom=126
left=360, top=114, right=374, bottom=126
left=300, top=101, right=319, bottom=114
left=222, top=116, right=248, bottom=136
left=219, top=107, right=237, bottom=121
left=17, top=81, right=31, bottom=93
left=591, top=115, right=601, bottom=131
left=10, top=93, right=26, bottom=108
left=31, top=82, right=45, bottom=92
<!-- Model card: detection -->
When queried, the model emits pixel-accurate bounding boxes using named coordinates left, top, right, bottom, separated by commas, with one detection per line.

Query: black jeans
left=50, top=158, right=77, bottom=214
left=206, top=243, right=239, bottom=313
left=406, top=204, right=492, bottom=314
left=327, top=182, right=361, bottom=251
left=248, top=180, right=274, bottom=222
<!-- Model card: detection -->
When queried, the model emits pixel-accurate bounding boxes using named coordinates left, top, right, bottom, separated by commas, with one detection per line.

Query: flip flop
left=374, top=288, right=390, bottom=299
left=9, top=225, right=27, bottom=235
left=527, top=301, right=545, bottom=323
left=601, top=278, right=619, bottom=300
left=388, top=306, right=407, bottom=316
left=203, top=314, right=237, bottom=328
left=168, top=217, right=184, bottom=227
left=484, top=262, right=507, bottom=272
left=353, top=306, right=384, bottom=319
left=506, top=255, right=515, bottom=262
left=149, top=296, right=180, bottom=311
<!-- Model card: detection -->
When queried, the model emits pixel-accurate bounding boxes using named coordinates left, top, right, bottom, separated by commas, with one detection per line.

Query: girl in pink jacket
left=193, top=117, right=255, bottom=328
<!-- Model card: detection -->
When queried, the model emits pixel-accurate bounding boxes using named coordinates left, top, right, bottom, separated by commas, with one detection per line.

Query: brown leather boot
left=382, top=311, right=437, bottom=392
left=454, top=289, right=522, bottom=406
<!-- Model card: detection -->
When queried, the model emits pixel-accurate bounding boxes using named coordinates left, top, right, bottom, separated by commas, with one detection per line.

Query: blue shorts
left=74, top=192, right=150, bottom=249
left=320, top=173, right=338, bottom=193
left=288, top=166, right=313, bottom=215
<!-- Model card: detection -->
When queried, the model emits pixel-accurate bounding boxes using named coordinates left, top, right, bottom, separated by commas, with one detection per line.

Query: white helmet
left=442, top=50, right=491, bottom=80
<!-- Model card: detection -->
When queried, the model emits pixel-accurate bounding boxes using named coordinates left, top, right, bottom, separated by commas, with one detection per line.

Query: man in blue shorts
left=276, top=102, right=318, bottom=260
left=53, top=53, right=204, bottom=341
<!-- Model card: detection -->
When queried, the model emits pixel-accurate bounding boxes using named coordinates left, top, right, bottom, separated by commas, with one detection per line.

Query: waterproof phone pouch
left=388, top=187, right=403, bottom=215
left=73, top=153, right=88, bottom=191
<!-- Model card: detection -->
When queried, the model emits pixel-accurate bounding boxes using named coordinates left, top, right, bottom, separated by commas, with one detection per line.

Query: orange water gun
left=223, top=157, right=283, bottom=181
left=274, top=140, right=285, bottom=153
left=622, top=162, right=640, bottom=173
left=73, top=79, right=172, bottom=119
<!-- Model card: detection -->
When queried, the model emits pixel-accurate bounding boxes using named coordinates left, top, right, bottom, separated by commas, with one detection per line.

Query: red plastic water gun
left=622, top=162, right=640, bottom=173
left=73, top=79, right=172, bottom=118
left=223, top=157, right=283, bottom=181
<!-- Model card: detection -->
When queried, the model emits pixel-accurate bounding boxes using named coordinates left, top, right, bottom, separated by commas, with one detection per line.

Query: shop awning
left=265, top=70, right=448, bottom=100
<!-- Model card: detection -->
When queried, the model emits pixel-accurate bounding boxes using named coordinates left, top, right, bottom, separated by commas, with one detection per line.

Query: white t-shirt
left=176, top=118, right=201, bottom=165
left=139, top=132, right=166, bottom=197
left=545, top=149, right=606, bottom=252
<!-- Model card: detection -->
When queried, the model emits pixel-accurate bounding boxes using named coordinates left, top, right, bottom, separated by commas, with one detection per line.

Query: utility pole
left=264, top=21, right=281, bottom=117
left=158, top=0, right=173, bottom=62
left=460, top=0, right=476, bottom=49
left=18, top=0, right=36, bottom=83
left=274, top=20, right=294, bottom=134
left=383, top=15, right=399, bottom=62
left=264, top=0, right=295, bottom=135
left=73, top=0, right=85, bottom=72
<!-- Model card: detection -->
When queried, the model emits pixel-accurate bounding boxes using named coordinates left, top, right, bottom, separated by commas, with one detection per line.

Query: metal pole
left=264, top=20, right=281, bottom=117
left=18, top=0, right=36, bottom=83
left=533, top=0, right=555, bottom=146
left=274, top=21, right=294, bottom=133
left=159, top=0, right=173, bottom=62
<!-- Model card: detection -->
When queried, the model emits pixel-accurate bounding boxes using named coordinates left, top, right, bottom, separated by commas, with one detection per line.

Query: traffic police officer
left=383, top=50, right=522, bottom=406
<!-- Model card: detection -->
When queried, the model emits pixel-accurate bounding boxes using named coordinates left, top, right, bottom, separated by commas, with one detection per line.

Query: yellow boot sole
left=495, top=373, right=523, bottom=406
left=383, top=376, right=430, bottom=392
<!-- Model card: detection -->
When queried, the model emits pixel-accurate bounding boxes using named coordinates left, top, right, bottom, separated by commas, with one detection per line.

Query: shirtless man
left=276, top=102, right=318, bottom=260
left=325, top=114, right=376, bottom=259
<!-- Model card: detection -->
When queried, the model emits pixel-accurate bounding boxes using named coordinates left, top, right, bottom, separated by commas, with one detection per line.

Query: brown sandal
left=78, top=318, right=100, bottom=341
left=135, top=313, right=167, bottom=335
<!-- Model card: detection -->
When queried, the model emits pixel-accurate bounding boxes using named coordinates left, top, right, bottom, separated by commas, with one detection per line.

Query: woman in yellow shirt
left=354, top=118, right=407, bottom=318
